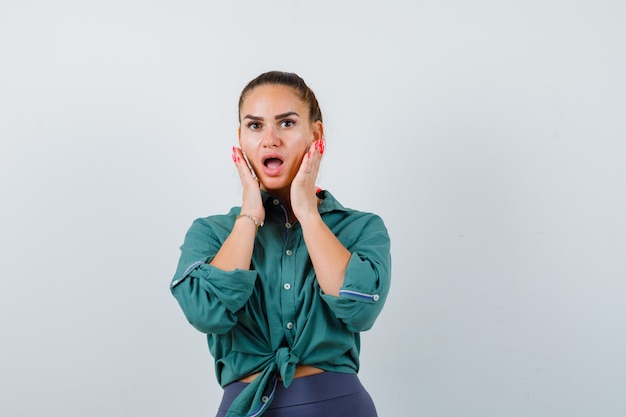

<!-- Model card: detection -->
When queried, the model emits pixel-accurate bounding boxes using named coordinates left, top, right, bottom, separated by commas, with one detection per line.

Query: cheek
left=294, top=141, right=310, bottom=159
left=294, top=130, right=313, bottom=150
left=239, top=134, right=258, bottom=153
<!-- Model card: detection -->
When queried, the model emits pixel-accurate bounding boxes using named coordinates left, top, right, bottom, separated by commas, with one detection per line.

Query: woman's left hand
left=291, top=138, right=324, bottom=223
left=292, top=138, right=350, bottom=297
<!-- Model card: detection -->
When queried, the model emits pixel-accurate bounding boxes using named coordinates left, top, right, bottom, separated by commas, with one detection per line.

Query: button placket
left=280, top=221, right=301, bottom=343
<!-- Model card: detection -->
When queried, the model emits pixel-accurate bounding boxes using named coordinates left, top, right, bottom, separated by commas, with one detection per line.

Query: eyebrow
left=274, top=111, right=299, bottom=120
left=243, top=111, right=300, bottom=121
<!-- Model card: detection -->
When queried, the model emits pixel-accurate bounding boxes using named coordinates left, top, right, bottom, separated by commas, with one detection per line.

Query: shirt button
left=285, top=249, right=293, bottom=256
left=171, top=279, right=179, bottom=286
left=285, top=222, right=292, bottom=228
left=286, top=322, right=294, bottom=330
left=273, top=199, right=280, bottom=205
left=284, top=283, right=291, bottom=290
left=261, top=395, right=269, bottom=403
left=373, top=294, right=380, bottom=301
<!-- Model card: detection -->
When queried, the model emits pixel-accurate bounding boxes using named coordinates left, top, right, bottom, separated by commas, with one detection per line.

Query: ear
left=311, top=120, right=324, bottom=143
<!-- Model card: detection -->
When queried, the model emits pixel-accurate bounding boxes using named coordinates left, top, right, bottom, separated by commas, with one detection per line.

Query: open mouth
left=262, top=155, right=284, bottom=171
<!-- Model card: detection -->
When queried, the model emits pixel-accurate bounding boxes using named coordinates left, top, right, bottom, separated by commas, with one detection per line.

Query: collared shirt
left=170, top=190, right=391, bottom=417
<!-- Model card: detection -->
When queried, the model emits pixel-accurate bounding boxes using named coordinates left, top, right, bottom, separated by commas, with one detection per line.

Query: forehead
left=241, top=84, right=305, bottom=114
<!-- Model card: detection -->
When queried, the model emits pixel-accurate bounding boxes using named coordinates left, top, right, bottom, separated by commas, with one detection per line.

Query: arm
left=292, top=139, right=348, bottom=296
left=292, top=140, right=391, bottom=331
left=170, top=218, right=258, bottom=334
left=320, top=214, right=391, bottom=332
left=209, top=214, right=258, bottom=271
left=209, top=146, right=265, bottom=271
left=298, top=214, right=350, bottom=297
left=170, top=146, right=264, bottom=334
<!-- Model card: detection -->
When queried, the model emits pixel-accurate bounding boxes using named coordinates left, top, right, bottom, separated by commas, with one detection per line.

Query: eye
left=280, top=119, right=295, bottom=128
left=247, top=121, right=261, bottom=130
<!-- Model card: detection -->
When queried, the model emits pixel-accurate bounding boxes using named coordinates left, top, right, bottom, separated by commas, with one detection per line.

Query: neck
left=263, top=185, right=295, bottom=222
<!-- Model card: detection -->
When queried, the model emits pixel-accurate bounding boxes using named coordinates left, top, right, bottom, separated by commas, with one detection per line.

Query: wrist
left=236, top=212, right=264, bottom=235
left=239, top=205, right=264, bottom=221
left=237, top=213, right=264, bottom=227
left=296, top=210, right=322, bottom=228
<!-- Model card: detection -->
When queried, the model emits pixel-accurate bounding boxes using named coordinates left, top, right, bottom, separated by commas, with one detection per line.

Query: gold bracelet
left=236, top=213, right=264, bottom=228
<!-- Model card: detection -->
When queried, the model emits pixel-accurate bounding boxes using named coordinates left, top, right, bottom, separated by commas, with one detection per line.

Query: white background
left=1, top=1, right=625, bottom=416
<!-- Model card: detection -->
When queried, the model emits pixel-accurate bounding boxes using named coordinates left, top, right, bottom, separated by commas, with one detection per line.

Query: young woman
left=170, top=71, right=391, bottom=417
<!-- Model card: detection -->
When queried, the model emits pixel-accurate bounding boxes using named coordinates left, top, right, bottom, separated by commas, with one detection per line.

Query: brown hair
left=238, top=71, right=323, bottom=123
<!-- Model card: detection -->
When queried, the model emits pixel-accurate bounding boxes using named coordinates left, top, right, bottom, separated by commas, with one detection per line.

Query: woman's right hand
left=208, top=147, right=263, bottom=271
left=232, top=146, right=265, bottom=222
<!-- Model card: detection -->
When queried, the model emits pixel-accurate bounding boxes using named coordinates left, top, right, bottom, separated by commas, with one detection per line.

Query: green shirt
left=170, top=190, right=391, bottom=417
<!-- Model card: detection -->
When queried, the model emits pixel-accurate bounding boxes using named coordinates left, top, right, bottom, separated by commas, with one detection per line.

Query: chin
left=260, top=177, right=291, bottom=193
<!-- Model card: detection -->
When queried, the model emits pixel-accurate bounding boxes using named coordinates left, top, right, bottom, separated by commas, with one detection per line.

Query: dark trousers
left=216, top=372, right=378, bottom=417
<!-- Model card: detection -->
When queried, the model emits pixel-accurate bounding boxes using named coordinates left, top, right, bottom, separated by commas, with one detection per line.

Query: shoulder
left=187, top=206, right=240, bottom=237
left=321, top=190, right=383, bottom=217
left=320, top=191, right=388, bottom=234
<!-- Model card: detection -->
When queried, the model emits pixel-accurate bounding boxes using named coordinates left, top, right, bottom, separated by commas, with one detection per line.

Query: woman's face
left=238, top=84, right=322, bottom=194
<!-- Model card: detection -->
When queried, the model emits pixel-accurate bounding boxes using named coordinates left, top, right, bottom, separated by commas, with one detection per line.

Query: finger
left=304, top=139, right=324, bottom=177
left=232, top=146, right=255, bottom=179
left=293, top=142, right=322, bottom=195
left=295, top=146, right=316, bottom=180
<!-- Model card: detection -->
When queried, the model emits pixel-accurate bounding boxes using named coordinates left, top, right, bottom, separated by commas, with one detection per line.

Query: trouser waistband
left=220, top=372, right=364, bottom=410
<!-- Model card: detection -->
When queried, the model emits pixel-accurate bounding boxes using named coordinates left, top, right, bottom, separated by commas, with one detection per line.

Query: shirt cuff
left=320, top=252, right=388, bottom=331
left=172, top=260, right=257, bottom=314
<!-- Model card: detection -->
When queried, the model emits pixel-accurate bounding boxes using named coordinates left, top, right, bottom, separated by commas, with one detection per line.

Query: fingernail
left=319, top=140, right=325, bottom=155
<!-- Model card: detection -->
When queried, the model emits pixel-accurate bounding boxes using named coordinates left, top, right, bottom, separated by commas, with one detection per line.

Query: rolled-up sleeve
left=320, top=215, right=391, bottom=332
left=170, top=218, right=257, bottom=334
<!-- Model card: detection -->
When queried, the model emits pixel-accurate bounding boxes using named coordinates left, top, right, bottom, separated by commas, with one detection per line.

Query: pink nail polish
left=319, top=140, right=325, bottom=155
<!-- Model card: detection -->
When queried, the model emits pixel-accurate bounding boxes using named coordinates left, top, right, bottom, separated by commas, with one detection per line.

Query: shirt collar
left=260, top=189, right=347, bottom=215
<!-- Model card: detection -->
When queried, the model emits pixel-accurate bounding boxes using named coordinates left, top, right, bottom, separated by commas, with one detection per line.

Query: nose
left=262, top=127, right=280, bottom=147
